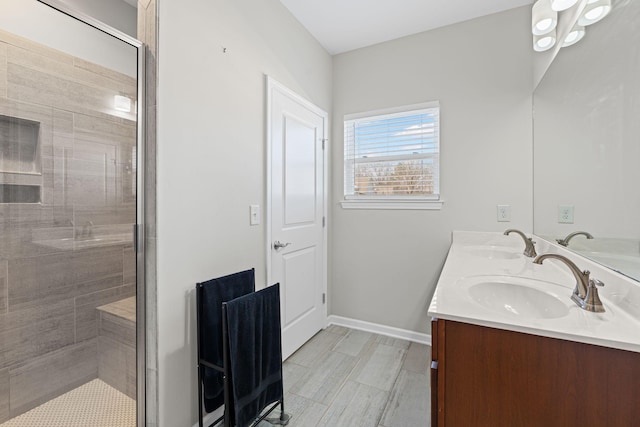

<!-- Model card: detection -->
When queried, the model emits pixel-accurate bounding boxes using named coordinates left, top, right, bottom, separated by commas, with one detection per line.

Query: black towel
left=224, top=283, right=284, bottom=427
left=198, top=269, right=255, bottom=413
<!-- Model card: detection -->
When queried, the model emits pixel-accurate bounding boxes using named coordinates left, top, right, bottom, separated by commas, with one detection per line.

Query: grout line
left=321, top=345, right=354, bottom=410
left=73, top=297, right=77, bottom=343
left=377, top=348, right=410, bottom=427
left=3, top=260, right=8, bottom=314
left=285, top=327, right=423, bottom=426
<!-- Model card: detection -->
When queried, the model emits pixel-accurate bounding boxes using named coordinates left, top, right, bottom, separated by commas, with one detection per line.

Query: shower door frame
left=35, top=2, right=147, bottom=425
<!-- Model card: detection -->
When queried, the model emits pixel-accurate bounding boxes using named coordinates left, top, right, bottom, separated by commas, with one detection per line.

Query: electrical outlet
left=558, top=205, right=574, bottom=224
left=250, top=204, right=260, bottom=225
left=497, top=205, right=511, bottom=222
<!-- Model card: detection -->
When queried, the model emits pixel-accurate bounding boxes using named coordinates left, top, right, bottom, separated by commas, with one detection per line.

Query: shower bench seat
left=96, top=297, right=136, bottom=399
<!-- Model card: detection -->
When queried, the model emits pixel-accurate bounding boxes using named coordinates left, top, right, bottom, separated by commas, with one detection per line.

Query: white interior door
left=267, top=78, right=327, bottom=360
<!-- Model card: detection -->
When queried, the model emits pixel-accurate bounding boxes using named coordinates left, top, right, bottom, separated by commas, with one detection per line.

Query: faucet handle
left=524, top=237, right=537, bottom=258
left=504, top=229, right=537, bottom=257
left=584, top=278, right=606, bottom=313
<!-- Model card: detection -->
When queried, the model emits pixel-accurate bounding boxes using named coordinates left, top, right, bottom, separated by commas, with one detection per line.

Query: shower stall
left=0, top=1, right=145, bottom=425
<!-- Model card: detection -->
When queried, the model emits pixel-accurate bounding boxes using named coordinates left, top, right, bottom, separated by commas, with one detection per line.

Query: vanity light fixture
left=578, top=0, right=611, bottom=26
left=562, top=23, right=586, bottom=47
left=114, top=95, right=132, bottom=112
left=532, top=0, right=612, bottom=52
left=532, top=0, right=558, bottom=35
left=533, top=29, right=557, bottom=52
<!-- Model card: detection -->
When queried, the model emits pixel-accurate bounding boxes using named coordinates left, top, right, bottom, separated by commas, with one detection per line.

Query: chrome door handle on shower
left=273, top=240, right=291, bottom=250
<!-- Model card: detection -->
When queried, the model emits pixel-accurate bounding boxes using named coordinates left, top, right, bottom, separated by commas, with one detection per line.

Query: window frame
left=341, top=101, right=443, bottom=210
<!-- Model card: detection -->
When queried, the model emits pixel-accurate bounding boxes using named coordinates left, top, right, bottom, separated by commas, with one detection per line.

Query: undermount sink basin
left=462, top=245, right=521, bottom=260
left=465, top=277, right=570, bottom=319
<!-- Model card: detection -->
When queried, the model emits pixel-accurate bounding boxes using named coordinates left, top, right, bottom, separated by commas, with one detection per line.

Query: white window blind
left=344, top=103, right=440, bottom=200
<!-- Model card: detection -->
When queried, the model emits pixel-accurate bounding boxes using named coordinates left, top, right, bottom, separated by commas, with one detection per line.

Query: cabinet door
left=441, top=320, right=640, bottom=426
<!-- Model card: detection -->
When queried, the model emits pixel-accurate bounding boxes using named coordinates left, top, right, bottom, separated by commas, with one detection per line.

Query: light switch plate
left=250, top=204, right=260, bottom=225
left=497, top=205, right=511, bottom=222
left=558, top=205, right=574, bottom=224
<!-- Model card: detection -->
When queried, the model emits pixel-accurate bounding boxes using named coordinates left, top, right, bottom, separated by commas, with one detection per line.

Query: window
left=342, top=102, right=442, bottom=209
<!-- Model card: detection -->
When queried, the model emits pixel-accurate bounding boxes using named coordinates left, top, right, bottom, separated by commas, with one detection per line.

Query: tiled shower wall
left=0, top=29, right=136, bottom=422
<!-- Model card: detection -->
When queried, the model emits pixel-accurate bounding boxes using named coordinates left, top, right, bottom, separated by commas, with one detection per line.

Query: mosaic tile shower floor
left=0, top=379, right=135, bottom=427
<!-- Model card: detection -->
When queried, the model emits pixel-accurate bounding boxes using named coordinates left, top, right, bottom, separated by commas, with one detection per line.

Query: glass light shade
left=578, top=0, right=611, bottom=26
left=550, top=0, right=579, bottom=11
left=532, top=0, right=558, bottom=36
left=562, top=24, right=586, bottom=47
left=114, top=95, right=132, bottom=112
left=533, top=29, right=557, bottom=52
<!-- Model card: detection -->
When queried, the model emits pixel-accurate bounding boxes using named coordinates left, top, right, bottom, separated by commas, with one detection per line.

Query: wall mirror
left=533, top=0, right=640, bottom=281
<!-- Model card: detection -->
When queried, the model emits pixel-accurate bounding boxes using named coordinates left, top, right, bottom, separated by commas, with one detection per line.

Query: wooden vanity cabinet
left=430, top=319, right=640, bottom=427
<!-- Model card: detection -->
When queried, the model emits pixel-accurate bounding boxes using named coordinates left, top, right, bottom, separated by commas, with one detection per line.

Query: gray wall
left=59, top=0, right=137, bottom=39
left=330, top=6, right=534, bottom=334
left=156, top=0, right=332, bottom=425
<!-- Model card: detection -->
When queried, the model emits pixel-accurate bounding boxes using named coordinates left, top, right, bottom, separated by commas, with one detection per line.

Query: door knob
left=273, top=240, right=291, bottom=250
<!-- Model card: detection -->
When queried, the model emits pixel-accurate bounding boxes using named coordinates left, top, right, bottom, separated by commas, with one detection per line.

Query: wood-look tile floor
left=274, top=325, right=431, bottom=427
left=1, top=326, right=427, bottom=427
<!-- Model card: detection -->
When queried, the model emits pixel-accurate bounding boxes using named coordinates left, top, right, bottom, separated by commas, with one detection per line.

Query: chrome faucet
left=556, top=231, right=594, bottom=247
left=533, top=253, right=605, bottom=312
left=504, top=229, right=537, bottom=258
left=82, top=220, right=94, bottom=238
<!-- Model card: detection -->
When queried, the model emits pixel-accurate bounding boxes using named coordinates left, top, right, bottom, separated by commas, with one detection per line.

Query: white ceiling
left=279, top=0, right=534, bottom=55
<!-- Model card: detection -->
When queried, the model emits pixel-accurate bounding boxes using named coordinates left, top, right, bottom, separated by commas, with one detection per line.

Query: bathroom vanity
left=428, top=232, right=640, bottom=427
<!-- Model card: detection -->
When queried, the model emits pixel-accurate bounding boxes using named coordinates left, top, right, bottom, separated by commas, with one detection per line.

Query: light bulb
left=586, top=6, right=605, bottom=19
left=532, top=0, right=558, bottom=35
left=562, top=25, right=585, bottom=47
left=550, top=0, right=579, bottom=11
left=114, top=95, right=132, bottom=112
left=535, top=18, right=554, bottom=33
left=578, top=0, right=612, bottom=26
left=533, top=29, right=557, bottom=52
left=538, top=36, right=554, bottom=49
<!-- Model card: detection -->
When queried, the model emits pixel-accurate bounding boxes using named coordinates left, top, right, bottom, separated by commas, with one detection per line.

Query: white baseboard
left=327, top=315, right=431, bottom=346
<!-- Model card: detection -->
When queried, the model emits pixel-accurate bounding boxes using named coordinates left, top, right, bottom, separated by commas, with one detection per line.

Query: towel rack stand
left=196, top=270, right=291, bottom=427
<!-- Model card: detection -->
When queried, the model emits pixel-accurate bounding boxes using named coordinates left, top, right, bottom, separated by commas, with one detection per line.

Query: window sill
left=340, top=199, right=444, bottom=210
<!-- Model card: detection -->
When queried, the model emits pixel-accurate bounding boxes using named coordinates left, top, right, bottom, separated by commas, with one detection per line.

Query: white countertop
left=428, top=231, right=640, bottom=353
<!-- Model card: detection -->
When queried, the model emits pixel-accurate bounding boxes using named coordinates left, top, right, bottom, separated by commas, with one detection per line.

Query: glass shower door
left=0, top=1, right=142, bottom=425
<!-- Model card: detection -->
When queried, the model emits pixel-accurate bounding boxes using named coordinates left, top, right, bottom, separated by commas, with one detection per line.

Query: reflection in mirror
left=533, top=0, right=640, bottom=281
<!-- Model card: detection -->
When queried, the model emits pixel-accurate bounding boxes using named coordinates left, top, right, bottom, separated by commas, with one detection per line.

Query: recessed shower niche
left=0, top=114, right=42, bottom=204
